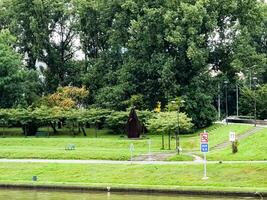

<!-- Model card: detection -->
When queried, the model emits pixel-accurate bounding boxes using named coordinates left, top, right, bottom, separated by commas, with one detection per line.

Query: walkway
left=132, top=152, right=176, bottom=161
left=0, top=158, right=267, bottom=165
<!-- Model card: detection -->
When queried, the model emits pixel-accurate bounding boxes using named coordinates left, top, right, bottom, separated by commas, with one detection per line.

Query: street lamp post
left=176, top=99, right=185, bottom=154
left=254, top=96, right=257, bottom=127
left=224, top=81, right=228, bottom=125
left=176, top=108, right=180, bottom=154
left=218, top=83, right=221, bottom=121
left=253, top=77, right=258, bottom=127
left=236, top=84, right=239, bottom=117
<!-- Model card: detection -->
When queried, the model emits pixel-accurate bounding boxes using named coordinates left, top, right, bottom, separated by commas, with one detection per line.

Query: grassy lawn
left=0, top=137, right=156, bottom=160
left=0, top=162, right=267, bottom=192
left=0, top=124, right=252, bottom=160
left=208, top=127, right=267, bottom=161
left=0, top=124, right=255, bottom=160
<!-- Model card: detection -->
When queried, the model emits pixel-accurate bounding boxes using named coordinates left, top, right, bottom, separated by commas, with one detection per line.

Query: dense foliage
left=0, top=0, right=266, bottom=128
left=0, top=107, right=191, bottom=136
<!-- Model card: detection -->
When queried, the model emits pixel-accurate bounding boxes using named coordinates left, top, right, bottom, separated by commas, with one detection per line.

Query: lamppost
left=246, top=65, right=257, bottom=89
left=236, top=84, right=239, bottom=117
left=224, top=81, right=228, bottom=125
left=252, top=77, right=258, bottom=127
left=175, top=99, right=185, bottom=154
left=218, top=83, right=221, bottom=121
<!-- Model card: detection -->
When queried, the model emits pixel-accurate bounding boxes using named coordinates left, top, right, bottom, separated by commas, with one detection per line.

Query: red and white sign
left=200, top=133, right=209, bottom=143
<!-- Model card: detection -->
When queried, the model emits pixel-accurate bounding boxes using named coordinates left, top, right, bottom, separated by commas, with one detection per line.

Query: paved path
left=183, top=152, right=203, bottom=162
left=0, top=158, right=267, bottom=165
left=132, top=151, right=176, bottom=161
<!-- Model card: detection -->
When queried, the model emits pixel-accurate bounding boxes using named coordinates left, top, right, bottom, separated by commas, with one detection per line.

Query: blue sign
left=201, top=143, right=209, bottom=153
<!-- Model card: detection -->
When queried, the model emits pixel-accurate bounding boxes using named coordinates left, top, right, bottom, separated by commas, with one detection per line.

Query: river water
left=0, top=189, right=257, bottom=200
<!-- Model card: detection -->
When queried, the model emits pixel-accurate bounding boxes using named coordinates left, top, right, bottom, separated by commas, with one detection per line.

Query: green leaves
left=1, top=0, right=266, bottom=127
left=239, top=84, right=267, bottom=119
left=0, top=30, right=40, bottom=108
left=147, top=111, right=193, bottom=134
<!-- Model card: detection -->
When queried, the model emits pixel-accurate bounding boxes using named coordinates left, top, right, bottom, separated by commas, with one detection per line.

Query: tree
left=239, top=84, right=267, bottom=120
left=183, top=76, right=217, bottom=128
left=41, top=86, right=89, bottom=109
left=147, top=111, right=193, bottom=134
left=4, top=0, right=80, bottom=92
left=0, top=30, right=39, bottom=108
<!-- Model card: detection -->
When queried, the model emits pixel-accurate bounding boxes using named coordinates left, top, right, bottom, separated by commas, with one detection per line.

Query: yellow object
left=155, top=101, right=161, bottom=113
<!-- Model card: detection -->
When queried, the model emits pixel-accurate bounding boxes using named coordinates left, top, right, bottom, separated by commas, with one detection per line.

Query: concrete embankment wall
left=0, top=184, right=266, bottom=198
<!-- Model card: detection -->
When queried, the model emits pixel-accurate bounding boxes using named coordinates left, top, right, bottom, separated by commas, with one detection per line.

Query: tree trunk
left=50, top=122, right=57, bottom=134
left=81, top=126, right=87, bottom=136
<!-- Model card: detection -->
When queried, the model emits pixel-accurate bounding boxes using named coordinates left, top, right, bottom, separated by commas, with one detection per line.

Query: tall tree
left=0, top=30, right=39, bottom=108
left=4, top=0, right=80, bottom=92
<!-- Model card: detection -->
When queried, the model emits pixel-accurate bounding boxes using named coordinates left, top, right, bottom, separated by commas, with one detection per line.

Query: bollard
left=32, top=176, right=37, bottom=181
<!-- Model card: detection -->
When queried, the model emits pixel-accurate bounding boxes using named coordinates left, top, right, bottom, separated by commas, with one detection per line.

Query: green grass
left=180, top=124, right=253, bottom=151
left=0, top=124, right=255, bottom=161
left=167, top=154, right=193, bottom=161
left=208, top=127, right=267, bottom=161
left=0, top=137, right=156, bottom=160
left=0, top=162, right=267, bottom=192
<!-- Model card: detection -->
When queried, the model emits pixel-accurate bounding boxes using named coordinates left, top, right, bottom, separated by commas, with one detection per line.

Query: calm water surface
left=0, top=189, right=257, bottom=200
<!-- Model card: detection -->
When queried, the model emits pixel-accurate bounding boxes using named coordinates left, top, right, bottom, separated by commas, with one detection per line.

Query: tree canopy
left=0, top=0, right=266, bottom=127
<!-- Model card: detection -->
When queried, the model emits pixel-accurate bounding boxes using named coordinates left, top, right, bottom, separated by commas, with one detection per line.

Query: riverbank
left=0, top=183, right=266, bottom=198
left=0, top=162, right=266, bottom=197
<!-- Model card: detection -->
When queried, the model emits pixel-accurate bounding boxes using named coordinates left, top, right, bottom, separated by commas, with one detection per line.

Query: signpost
left=200, top=131, right=209, bottom=180
left=148, top=139, right=152, bottom=161
left=130, top=143, right=134, bottom=163
left=148, top=140, right=151, bottom=155
left=229, top=131, right=236, bottom=142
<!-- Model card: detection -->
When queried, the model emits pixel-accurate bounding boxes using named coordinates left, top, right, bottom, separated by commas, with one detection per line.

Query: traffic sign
left=229, top=131, right=236, bottom=142
left=201, top=143, right=209, bottom=153
left=200, top=131, right=209, bottom=180
left=200, top=133, right=209, bottom=143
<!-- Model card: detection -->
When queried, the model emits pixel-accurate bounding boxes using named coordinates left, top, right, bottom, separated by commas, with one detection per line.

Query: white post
left=202, top=153, right=208, bottom=180
left=148, top=140, right=152, bottom=161
left=131, top=149, right=133, bottom=163
left=148, top=140, right=151, bottom=155
left=130, top=143, right=134, bottom=164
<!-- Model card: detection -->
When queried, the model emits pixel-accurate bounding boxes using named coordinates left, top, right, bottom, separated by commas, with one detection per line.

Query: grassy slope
left=180, top=124, right=253, bottom=151
left=0, top=162, right=266, bottom=192
left=169, top=124, right=254, bottom=161
left=0, top=124, right=254, bottom=160
left=208, top=127, right=267, bottom=161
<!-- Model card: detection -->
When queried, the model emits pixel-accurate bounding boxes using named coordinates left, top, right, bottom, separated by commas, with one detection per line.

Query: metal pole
left=254, top=96, right=257, bottom=127
left=249, top=70, right=252, bottom=90
left=168, top=131, right=171, bottom=150
left=177, top=106, right=180, bottom=154
left=204, top=153, right=207, bottom=178
left=236, top=84, right=239, bottom=117
left=252, top=77, right=258, bottom=127
left=225, top=83, right=228, bottom=125
left=218, top=83, right=221, bottom=121
left=202, top=153, right=208, bottom=180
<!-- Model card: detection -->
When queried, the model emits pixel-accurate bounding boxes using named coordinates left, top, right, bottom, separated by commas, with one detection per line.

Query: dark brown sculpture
left=126, top=108, right=142, bottom=138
